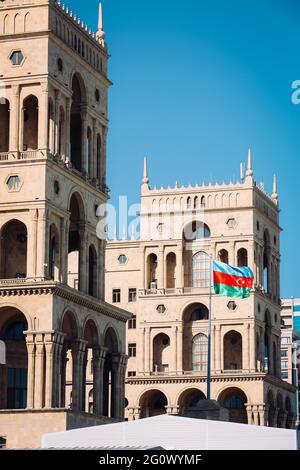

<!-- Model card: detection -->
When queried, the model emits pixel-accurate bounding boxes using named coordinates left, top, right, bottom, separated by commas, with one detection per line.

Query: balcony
left=0, top=150, right=110, bottom=195
left=138, top=286, right=211, bottom=297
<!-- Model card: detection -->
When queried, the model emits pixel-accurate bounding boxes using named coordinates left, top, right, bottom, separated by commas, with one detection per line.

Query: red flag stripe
left=214, top=271, right=254, bottom=289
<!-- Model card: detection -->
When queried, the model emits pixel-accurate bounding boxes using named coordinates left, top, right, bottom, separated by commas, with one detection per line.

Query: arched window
left=192, top=334, right=208, bottom=372
left=86, top=127, right=92, bottom=176
left=192, top=252, right=210, bottom=288
left=147, top=254, right=157, bottom=289
left=237, top=248, right=248, bottom=267
left=0, top=220, right=28, bottom=279
left=194, top=197, right=199, bottom=209
left=70, top=74, right=86, bottom=172
left=50, top=236, right=56, bottom=280
left=201, top=196, right=206, bottom=208
left=88, top=245, right=97, bottom=297
left=166, top=253, right=176, bottom=289
left=223, top=331, right=243, bottom=370
left=23, top=95, right=38, bottom=151
left=187, top=197, right=192, bottom=209
left=218, top=249, right=229, bottom=264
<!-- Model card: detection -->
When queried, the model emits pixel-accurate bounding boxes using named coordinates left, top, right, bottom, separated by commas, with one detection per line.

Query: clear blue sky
left=69, top=0, right=300, bottom=298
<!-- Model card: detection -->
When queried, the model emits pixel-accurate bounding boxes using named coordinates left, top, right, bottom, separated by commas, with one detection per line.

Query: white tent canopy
left=42, top=415, right=298, bottom=450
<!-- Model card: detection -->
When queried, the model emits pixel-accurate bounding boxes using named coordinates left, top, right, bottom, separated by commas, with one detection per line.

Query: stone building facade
left=105, top=156, right=296, bottom=428
left=0, top=0, right=130, bottom=449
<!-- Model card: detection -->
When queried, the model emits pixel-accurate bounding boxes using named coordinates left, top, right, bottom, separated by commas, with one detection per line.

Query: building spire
left=246, top=148, right=253, bottom=177
left=142, top=157, right=149, bottom=185
left=96, top=2, right=105, bottom=45
left=272, top=174, right=278, bottom=203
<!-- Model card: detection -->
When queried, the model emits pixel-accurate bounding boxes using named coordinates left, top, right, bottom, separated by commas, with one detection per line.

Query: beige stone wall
left=105, top=166, right=295, bottom=428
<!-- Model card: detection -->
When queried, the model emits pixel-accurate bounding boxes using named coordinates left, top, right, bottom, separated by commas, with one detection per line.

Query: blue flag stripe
left=213, top=260, right=254, bottom=279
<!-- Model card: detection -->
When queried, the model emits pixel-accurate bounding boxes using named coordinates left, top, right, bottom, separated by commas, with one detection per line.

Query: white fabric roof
left=42, top=415, right=297, bottom=450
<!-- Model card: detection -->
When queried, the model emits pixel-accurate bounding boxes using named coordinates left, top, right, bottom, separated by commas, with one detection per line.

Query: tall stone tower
left=0, top=0, right=130, bottom=449
left=105, top=154, right=296, bottom=428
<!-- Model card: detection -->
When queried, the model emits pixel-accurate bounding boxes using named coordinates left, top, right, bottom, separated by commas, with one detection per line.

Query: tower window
left=128, top=315, right=136, bottom=329
left=118, top=255, right=127, bottom=265
left=128, top=343, right=137, bottom=358
left=128, top=288, right=137, bottom=303
left=112, top=289, right=121, bottom=303
left=10, top=51, right=24, bottom=66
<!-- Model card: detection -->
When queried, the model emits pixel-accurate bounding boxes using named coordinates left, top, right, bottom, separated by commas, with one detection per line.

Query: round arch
left=177, top=387, right=206, bottom=413
left=0, top=219, right=28, bottom=280
left=139, top=389, right=169, bottom=419
left=218, top=387, right=248, bottom=424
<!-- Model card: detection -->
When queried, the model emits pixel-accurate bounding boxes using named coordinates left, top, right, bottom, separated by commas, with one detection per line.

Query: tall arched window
left=194, top=197, right=199, bottom=209
left=218, top=249, right=229, bottom=264
left=187, top=197, right=192, bottom=209
left=23, top=95, right=38, bottom=151
left=192, top=334, right=208, bottom=372
left=192, top=252, right=210, bottom=288
left=237, top=248, right=248, bottom=267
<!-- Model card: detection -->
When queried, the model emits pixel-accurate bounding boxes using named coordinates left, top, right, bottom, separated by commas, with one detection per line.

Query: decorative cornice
left=0, top=280, right=131, bottom=323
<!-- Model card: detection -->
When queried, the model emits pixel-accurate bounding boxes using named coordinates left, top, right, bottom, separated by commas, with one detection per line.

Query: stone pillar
left=93, top=347, right=107, bottom=416
left=34, top=334, right=45, bottom=409
left=253, top=405, right=260, bottom=426
left=144, top=328, right=151, bottom=374
left=176, top=325, right=183, bottom=373
left=249, top=324, right=256, bottom=372
left=10, top=85, right=20, bottom=152
left=39, top=82, right=49, bottom=151
left=92, top=119, right=97, bottom=179
left=44, top=332, right=64, bottom=409
left=25, top=333, right=36, bottom=409
left=229, top=242, right=235, bottom=266
left=19, top=98, right=24, bottom=152
left=61, top=219, right=70, bottom=285
left=54, top=90, right=60, bottom=155
left=172, top=326, right=178, bottom=373
left=81, top=110, right=88, bottom=174
left=71, top=339, right=87, bottom=411
left=79, top=227, right=88, bottom=293
left=259, top=404, right=269, bottom=427
left=65, top=98, right=71, bottom=164
left=140, top=247, right=146, bottom=290
left=175, top=243, right=183, bottom=289
left=138, top=328, right=145, bottom=374
left=246, top=404, right=253, bottom=425
left=157, top=246, right=164, bottom=290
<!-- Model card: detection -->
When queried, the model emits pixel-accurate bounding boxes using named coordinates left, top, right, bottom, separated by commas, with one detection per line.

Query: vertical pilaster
left=65, top=98, right=71, bottom=164
left=176, top=325, right=183, bottom=373
left=93, top=347, right=107, bottom=416
left=34, top=334, right=45, bottom=409
left=10, top=84, right=20, bottom=152
left=39, top=82, right=49, bottom=151
left=25, top=333, right=35, bottom=409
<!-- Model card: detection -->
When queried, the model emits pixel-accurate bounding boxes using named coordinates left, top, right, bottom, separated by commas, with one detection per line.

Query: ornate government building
left=0, top=0, right=130, bottom=449
left=105, top=157, right=297, bottom=428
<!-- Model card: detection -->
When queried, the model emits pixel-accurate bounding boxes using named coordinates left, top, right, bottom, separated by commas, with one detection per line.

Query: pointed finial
left=272, top=174, right=278, bottom=202
left=96, top=2, right=105, bottom=43
left=246, top=148, right=253, bottom=177
left=142, top=157, right=149, bottom=185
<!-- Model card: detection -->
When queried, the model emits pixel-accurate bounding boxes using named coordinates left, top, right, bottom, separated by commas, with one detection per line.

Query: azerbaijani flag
left=213, top=261, right=254, bottom=299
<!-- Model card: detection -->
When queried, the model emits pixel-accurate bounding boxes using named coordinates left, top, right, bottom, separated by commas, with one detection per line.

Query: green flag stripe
left=214, top=282, right=251, bottom=299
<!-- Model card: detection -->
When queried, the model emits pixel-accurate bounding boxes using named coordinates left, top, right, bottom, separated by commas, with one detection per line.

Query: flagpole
left=207, top=255, right=213, bottom=400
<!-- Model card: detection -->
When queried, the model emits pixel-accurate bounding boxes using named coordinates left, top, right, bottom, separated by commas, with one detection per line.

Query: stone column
left=246, top=404, right=253, bottom=425
left=157, top=246, right=164, bottom=290
left=252, top=405, right=259, bottom=426
left=34, top=334, right=45, bottom=409
left=229, top=242, right=235, bottom=265
left=18, top=98, right=24, bottom=152
left=25, top=333, right=36, bottom=409
left=140, top=246, right=146, bottom=290
left=61, top=219, right=70, bottom=285
left=39, top=82, right=49, bottom=151
left=111, top=353, right=128, bottom=419
left=44, top=332, right=64, bottom=409
left=249, top=324, right=256, bottom=372
left=10, top=85, right=20, bottom=153
left=175, top=242, right=183, bottom=289
left=176, top=325, right=183, bottom=373
left=138, top=328, right=145, bottom=374
left=171, top=326, right=177, bottom=373
left=79, top=227, right=88, bottom=293
left=81, top=110, right=88, bottom=175
left=92, top=119, right=97, bottom=180
left=71, top=339, right=87, bottom=411
left=144, top=328, right=151, bottom=374
left=93, top=347, right=107, bottom=416
left=54, top=90, right=60, bottom=155
left=65, top=98, right=71, bottom=164
left=259, top=404, right=269, bottom=427
left=215, top=325, right=223, bottom=374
